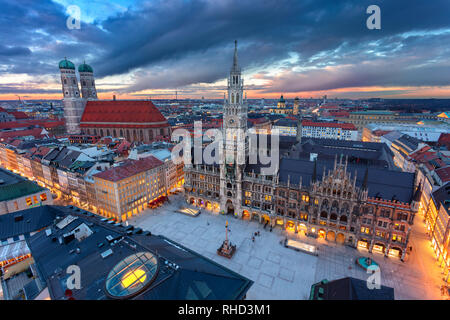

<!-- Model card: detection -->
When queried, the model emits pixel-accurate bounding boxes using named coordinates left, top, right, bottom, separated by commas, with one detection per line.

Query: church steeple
left=232, top=40, right=239, bottom=71
left=223, top=40, right=248, bottom=165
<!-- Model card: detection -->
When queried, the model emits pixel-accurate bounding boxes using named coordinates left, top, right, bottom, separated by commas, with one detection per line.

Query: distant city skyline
left=1, top=0, right=450, bottom=100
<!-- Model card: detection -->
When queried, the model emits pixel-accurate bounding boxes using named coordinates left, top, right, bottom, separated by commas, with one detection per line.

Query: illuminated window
left=33, top=196, right=38, bottom=203
left=26, top=197, right=33, bottom=206
left=360, top=227, right=370, bottom=234
left=105, top=251, right=158, bottom=299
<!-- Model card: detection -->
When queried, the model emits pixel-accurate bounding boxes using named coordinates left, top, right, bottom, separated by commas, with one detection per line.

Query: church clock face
left=228, top=118, right=235, bottom=126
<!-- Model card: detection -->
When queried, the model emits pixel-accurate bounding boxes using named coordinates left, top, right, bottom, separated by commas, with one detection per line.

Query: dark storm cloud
left=0, top=45, right=31, bottom=57
left=1, top=0, right=450, bottom=94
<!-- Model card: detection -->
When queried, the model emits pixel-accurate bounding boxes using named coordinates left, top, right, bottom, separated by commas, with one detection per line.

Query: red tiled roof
left=438, top=133, right=450, bottom=146
left=0, top=120, right=64, bottom=130
left=435, top=167, right=450, bottom=183
left=33, top=146, right=52, bottom=158
left=9, top=139, right=23, bottom=147
left=80, top=100, right=168, bottom=126
left=0, top=127, right=44, bottom=139
left=8, top=111, right=29, bottom=119
left=302, top=120, right=357, bottom=130
left=116, top=140, right=131, bottom=153
left=93, top=156, right=164, bottom=182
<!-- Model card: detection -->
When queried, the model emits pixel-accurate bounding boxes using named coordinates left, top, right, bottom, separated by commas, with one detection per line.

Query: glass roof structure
left=105, top=251, right=158, bottom=299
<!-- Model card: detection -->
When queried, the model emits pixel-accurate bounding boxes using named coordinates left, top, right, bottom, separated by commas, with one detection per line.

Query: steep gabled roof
left=80, top=100, right=168, bottom=124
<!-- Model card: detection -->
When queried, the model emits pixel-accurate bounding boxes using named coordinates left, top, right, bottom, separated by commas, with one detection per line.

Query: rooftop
left=93, top=156, right=164, bottom=182
left=0, top=205, right=58, bottom=241
left=80, top=100, right=168, bottom=126
left=277, top=158, right=415, bottom=203
left=26, top=205, right=253, bottom=300
left=0, top=168, right=46, bottom=202
left=310, top=277, right=394, bottom=300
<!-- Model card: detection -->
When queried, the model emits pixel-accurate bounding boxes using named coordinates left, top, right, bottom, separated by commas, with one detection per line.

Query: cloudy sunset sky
left=1, top=0, right=450, bottom=100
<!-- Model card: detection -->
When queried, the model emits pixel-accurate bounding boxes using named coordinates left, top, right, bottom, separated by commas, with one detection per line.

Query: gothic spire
left=232, top=40, right=239, bottom=71
left=362, top=167, right=369, bottom=190
left=311, top=159, right=317, bottom=183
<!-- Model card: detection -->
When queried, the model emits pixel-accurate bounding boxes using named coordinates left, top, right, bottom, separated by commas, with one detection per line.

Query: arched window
left=120, top=129, right=123, bottom=137
left=236, top=93, right=239, bottom=104
left=231, top=93, right=234, bottom=104
left=100, top=129, right=104, bottom=137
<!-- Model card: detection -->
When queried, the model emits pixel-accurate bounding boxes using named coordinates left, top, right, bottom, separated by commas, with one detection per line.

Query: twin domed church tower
left=59, top=59, right=98, bottom=134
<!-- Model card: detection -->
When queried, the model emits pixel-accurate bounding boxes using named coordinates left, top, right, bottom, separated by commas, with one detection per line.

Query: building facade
left=93, top=156, right=166, bottom=222
left=301, top=121, right=358, bottom=140
left=424, top=183, right=450, bottom=283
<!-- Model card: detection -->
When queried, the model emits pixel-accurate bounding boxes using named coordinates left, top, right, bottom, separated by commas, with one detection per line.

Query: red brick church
left=80, top=99, right=171, bottom=143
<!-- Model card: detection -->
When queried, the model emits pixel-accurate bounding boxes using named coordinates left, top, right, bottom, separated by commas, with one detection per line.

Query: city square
left=129, top=193, right=445, bottom=300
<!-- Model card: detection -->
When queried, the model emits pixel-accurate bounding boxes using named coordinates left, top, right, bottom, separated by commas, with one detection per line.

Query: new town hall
left=184, top=42, right=422, bottom=260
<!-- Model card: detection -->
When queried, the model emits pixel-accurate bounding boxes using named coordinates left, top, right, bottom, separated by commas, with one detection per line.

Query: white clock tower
left=220, top=41, right=248, bottom=217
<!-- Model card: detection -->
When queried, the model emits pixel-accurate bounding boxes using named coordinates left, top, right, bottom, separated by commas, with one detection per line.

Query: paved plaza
left=129, top=194, right=445, bottom=300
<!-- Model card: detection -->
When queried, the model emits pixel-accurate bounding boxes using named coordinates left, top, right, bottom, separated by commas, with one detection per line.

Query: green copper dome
left=78, top=62, right=93, bottom=73
left=59, top=58, right=75, bottom=70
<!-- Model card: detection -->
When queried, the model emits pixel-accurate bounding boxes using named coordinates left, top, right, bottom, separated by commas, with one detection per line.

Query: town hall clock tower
left=220, top=41, right=248, bottom=217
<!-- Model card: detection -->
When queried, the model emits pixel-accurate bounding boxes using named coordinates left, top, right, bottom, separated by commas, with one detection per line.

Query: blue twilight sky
left=1, top=0, right=450, bottom=99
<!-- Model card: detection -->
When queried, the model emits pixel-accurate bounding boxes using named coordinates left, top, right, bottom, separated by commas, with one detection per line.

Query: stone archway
left=326, top=230, right=336, bottom=242
left=373, top=242, right=386, bottom=254
left=226, top=200, right=234, bottom=215
left=388, top=247, right=402, bottom=258
left=298, top=223, right=308, bottom=235
left=318, top=229, right=326, bottom=239
left=336, top=233, right=345, bottom=244
left=189, top=197, right=195, bottom=205
left=205, top=201, right=212, bottom=211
